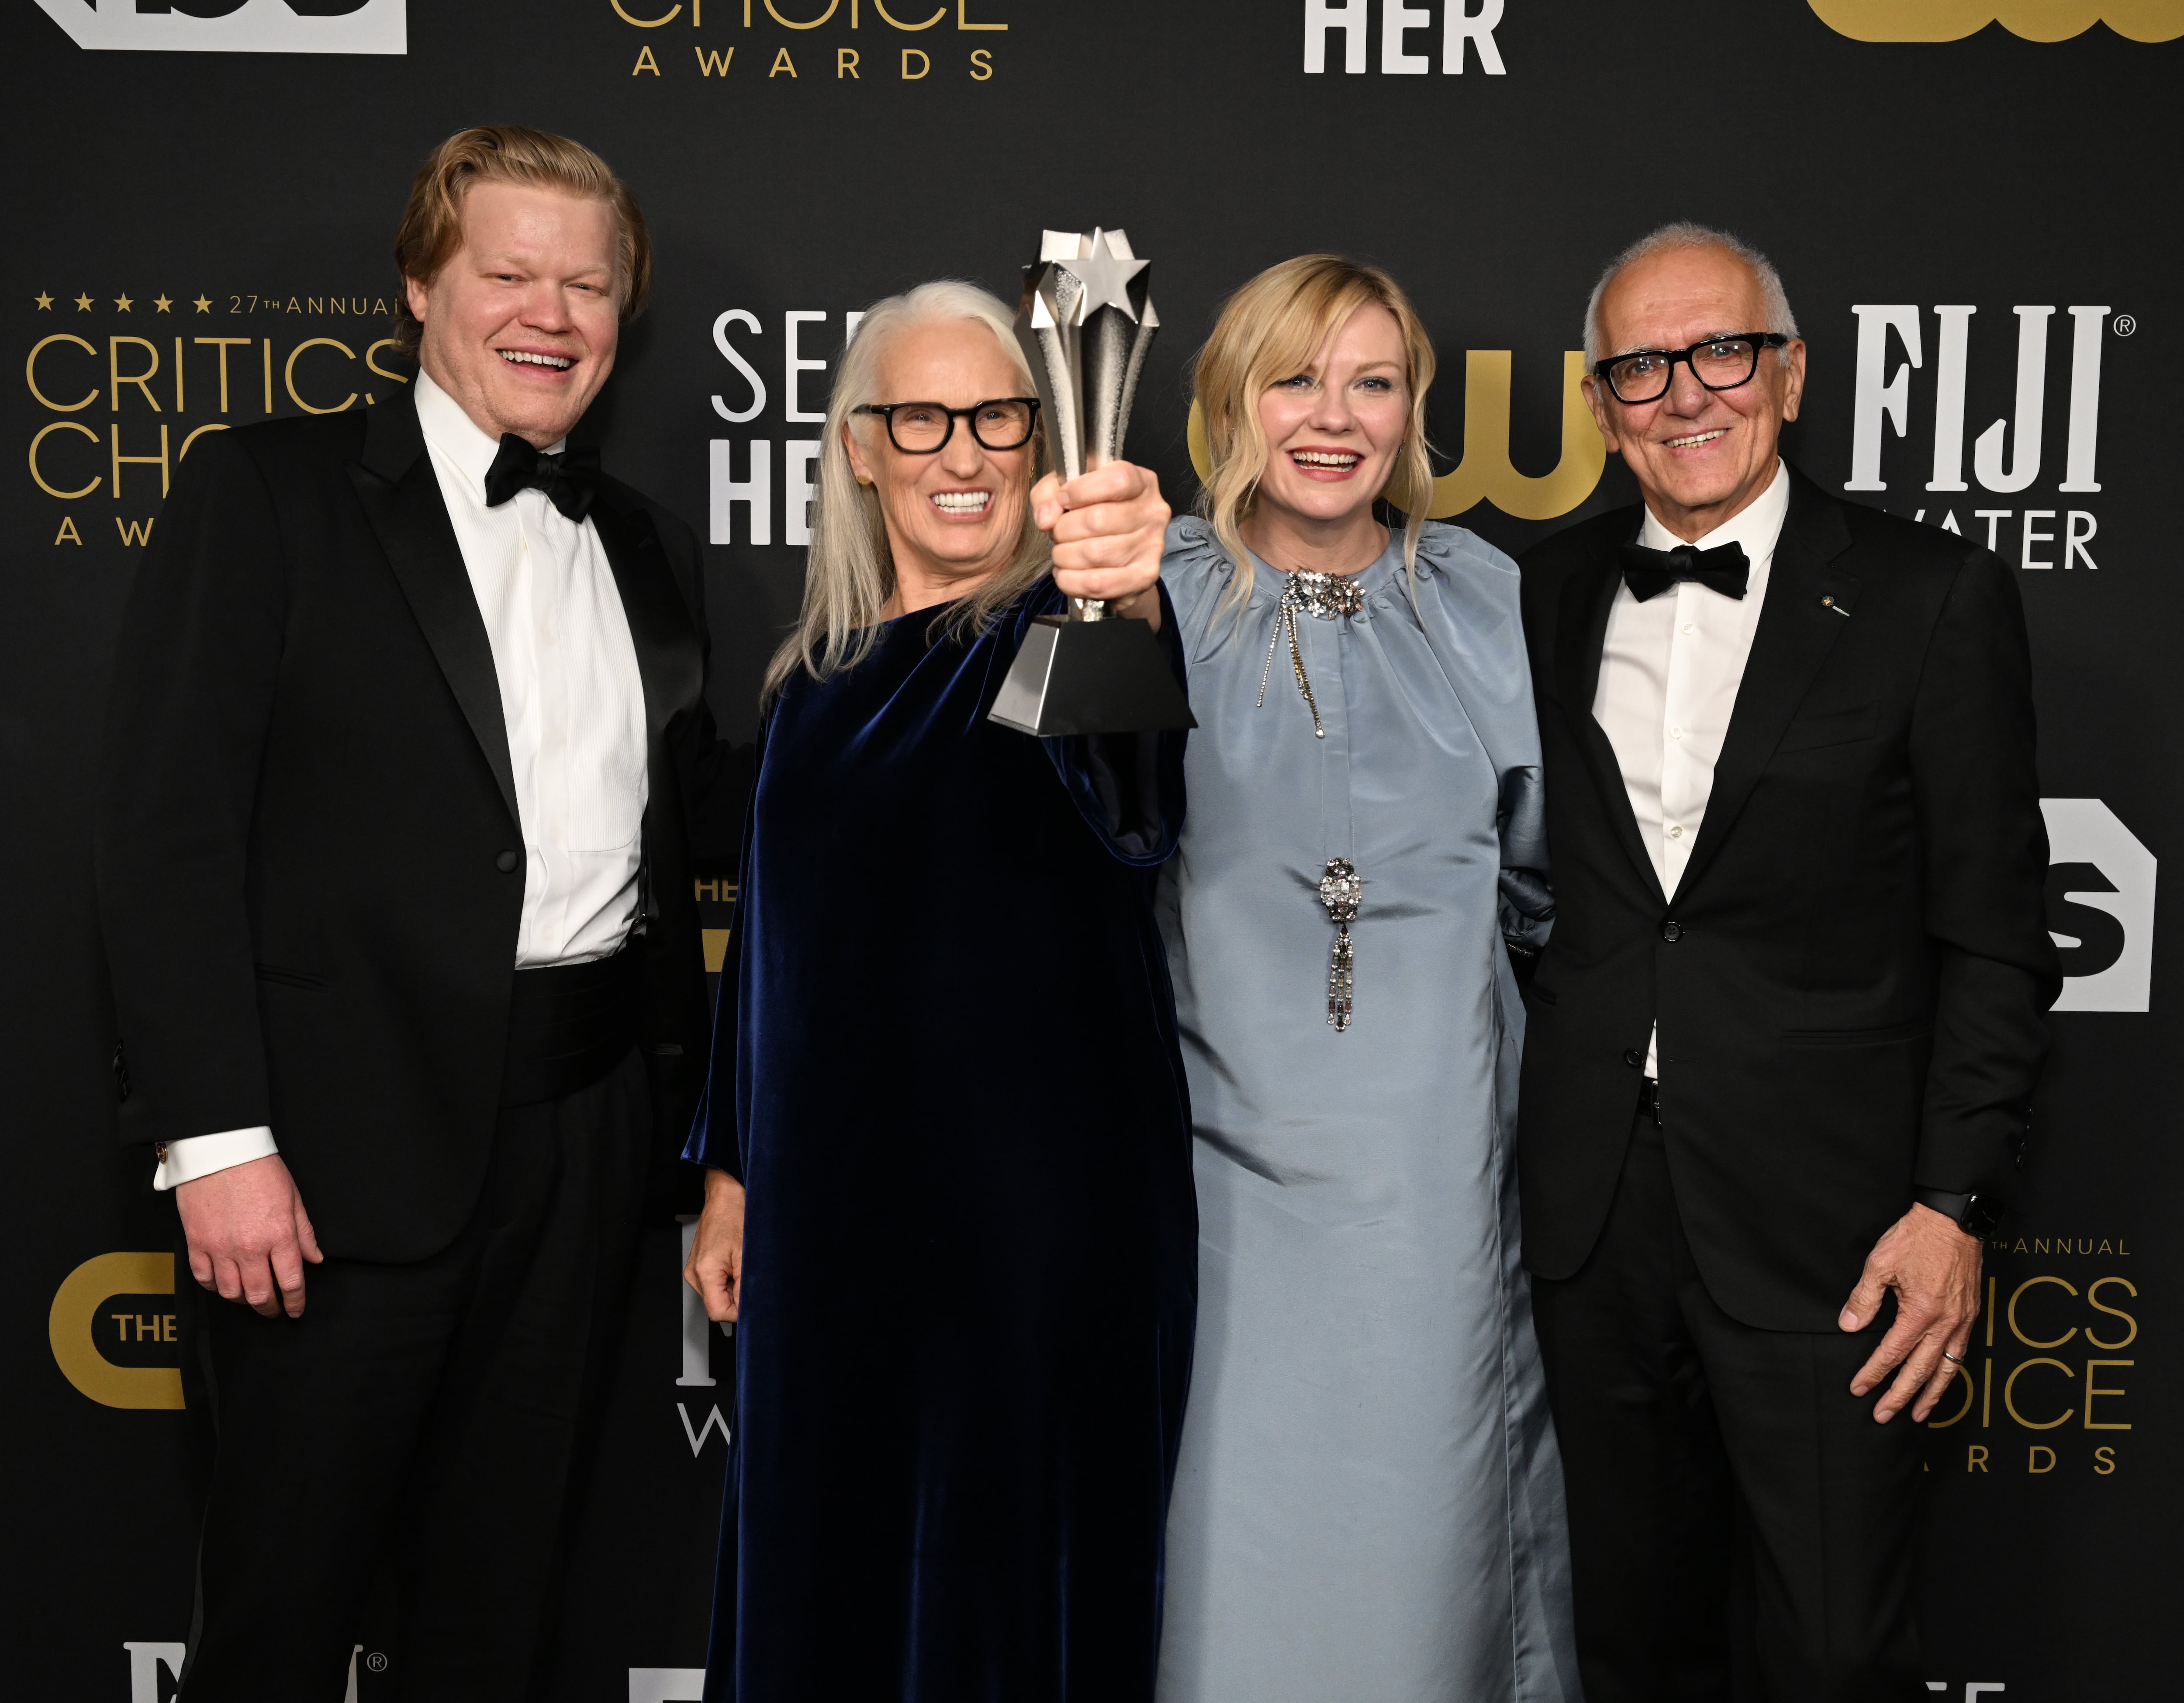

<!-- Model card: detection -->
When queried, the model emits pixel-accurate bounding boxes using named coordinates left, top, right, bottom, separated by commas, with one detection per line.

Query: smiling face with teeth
left=842, top=318, right=1035, bottom=615
left=1243, top=303, right=1412, bottom=575
left=1582, top=242, right=1807, bottom=543
left=406, top=179, right=622, bottom=450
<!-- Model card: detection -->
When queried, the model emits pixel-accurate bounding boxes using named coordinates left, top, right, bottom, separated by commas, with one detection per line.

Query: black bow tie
left=483, top=434, right=600, bottom=522
left=1619, top=540, right=1750, bottom=603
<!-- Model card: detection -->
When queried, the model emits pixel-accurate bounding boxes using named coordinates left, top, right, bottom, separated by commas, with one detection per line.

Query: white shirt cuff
left=153, top=1127, right=279, bottom=1191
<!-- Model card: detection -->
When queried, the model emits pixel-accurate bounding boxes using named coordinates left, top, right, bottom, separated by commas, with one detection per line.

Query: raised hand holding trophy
left=987, top=228, right=1198, bottom=737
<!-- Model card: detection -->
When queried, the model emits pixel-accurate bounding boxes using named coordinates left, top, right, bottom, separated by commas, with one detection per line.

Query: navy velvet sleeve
left=1021, top=579, right=1190, bottom=868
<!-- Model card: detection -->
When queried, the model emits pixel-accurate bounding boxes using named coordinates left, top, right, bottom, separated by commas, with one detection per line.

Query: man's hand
left=1842, top=1202, right=1982, bottom=1423
left=1033, top=462, right=1171, bottom=628
left=683, top=1168, right=745, bottom=1325
left=176, top=1154, right=324, bottom=1319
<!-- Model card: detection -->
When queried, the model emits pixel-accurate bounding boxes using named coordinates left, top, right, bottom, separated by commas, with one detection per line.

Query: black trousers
left=1530, top=1103, right=1926, bottom=1703
left=179, top=1045, right=651, bottom=1703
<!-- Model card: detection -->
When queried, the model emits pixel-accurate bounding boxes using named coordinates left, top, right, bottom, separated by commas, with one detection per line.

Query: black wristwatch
left=1912, top=1187, right=2001, bottom=1238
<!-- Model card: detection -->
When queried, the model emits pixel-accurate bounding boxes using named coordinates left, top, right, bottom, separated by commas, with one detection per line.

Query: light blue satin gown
left=1153, top=516, right=1579, bottom=1703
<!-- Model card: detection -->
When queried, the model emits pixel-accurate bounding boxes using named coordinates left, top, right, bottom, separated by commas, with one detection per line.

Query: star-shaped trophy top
left=1036, top=228, right=1152, bottom=324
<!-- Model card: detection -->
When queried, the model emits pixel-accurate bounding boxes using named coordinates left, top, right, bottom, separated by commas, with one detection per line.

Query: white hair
left=763, top=279, right=1050, bottom=700
left=1582, top=222, right=1800, bottom=365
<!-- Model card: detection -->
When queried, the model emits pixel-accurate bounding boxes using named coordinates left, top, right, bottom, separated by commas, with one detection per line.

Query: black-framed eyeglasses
left=1592, top=334, right=1790, bottom=405
left=852, top=398, right=1041, bottom=454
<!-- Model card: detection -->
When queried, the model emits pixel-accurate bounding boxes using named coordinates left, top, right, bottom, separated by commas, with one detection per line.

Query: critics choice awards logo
left=612, top=0, right=1008, bottom=84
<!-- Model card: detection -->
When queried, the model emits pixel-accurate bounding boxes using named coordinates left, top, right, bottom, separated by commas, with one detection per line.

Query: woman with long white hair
left=680, top=280, right=1193, bottom=1702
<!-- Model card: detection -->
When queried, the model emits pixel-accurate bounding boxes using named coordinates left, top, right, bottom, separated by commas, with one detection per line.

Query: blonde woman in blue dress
left=1154, top=256, right=1579, bottom=1702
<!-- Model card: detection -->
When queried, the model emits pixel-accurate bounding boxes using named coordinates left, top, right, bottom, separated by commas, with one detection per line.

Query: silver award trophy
left=987, top=228, right=1197, bottom=738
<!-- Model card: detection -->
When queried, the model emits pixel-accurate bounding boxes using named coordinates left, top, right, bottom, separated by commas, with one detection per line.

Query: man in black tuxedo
left=97, top=128, right=747, bottom=1700
left=1518, top=224, right=2060, bottom=1700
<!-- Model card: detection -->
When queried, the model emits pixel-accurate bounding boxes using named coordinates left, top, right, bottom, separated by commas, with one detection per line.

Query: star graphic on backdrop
left=75, top=292, right=93, bottom=311
left=115, top=293, right=133, bottom=311
left=153, top=294, right=173, bottom=313
left=193, top=294, right=212, bottom=313
left=35, top=291, right=53, bottom=310
left=1059, top=230, right=1150, bottom=322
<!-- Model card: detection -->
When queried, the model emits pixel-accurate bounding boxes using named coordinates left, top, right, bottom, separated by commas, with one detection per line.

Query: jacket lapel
left=589, top=491, right=705, bottom=747
left=588, top=487, right=706, bottom=948
left=1675, top=469, right=1859, bottom=895
left=348, top=389, right=521, bottom=832
left=1556, top=519, right=1668, bottom=904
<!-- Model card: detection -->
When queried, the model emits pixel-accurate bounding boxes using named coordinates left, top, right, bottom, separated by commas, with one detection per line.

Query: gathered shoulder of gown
left=1151, top=517, right=1580, bottom=1703
left=684, top=579, right=1196, bottom=1703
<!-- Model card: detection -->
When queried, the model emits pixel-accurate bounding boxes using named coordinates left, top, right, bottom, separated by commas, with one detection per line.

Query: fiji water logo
left=1843, top=303, right=2134, bottom=571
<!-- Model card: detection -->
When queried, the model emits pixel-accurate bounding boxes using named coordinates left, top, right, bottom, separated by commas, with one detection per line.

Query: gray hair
left=763, top=279, right=1051, bottom=702
left=1582, top=222, right=1800, bottom=364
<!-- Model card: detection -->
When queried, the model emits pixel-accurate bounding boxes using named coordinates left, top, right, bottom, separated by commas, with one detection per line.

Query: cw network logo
left=1845, top=302, right=2119, bottom=571
left=33, top=0, right=405, bottom=55
left=1811, top=0, right=2183, bottom=42
left=1303, top=0, right=1509, bottom=75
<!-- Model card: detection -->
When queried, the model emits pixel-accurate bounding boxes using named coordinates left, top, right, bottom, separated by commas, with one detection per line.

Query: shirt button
left=1660, top=919, right=1683, bottom=942
left=495, top=850, right=519, bottom=873
left=1623, top=1048, right=1645, bottom=1069
left=1669, top=726, right=1684, bottom=740
left=1681, top=623, right=1697, bottom=635
left=1668, top=824, right=1684, bottom=839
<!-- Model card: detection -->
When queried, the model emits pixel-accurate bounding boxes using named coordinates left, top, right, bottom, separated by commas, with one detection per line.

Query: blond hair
left=391, top=125, right=652, bottom=356
left=764, top=280, right=1051, bottom=701
left=1192, top=254, right=1438, bottom=609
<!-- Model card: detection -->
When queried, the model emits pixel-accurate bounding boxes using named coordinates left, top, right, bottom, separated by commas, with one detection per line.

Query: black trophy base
left=987, top=614, right=1198, bottom=737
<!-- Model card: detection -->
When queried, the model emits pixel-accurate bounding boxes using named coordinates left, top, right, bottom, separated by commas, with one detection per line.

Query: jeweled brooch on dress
left=1318, top=858, right=1361, bottom=1031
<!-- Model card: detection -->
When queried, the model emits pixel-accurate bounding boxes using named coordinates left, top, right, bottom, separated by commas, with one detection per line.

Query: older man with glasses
left=1515, top=223, right=2060, bottom=1700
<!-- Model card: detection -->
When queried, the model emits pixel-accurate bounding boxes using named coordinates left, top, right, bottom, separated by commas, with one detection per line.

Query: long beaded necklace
left=1256, top=564, right=1369, bottom=1029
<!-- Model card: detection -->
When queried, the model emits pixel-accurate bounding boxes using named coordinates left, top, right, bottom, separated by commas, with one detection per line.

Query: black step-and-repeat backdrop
left=4, top=3, right=2177, bottom=1697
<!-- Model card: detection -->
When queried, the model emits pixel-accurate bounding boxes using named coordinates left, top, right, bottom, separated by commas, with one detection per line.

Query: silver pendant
left=1318, top=858, right=1361, bottom=1030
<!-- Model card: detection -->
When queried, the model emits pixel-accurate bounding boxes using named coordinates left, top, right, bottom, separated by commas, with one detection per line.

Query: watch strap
left=1913, top=1187, right=2000, bottom=1237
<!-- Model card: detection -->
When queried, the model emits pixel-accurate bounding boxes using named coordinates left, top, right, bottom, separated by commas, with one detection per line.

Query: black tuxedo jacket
left=97, top=387, right=749, bottom=1262
left=1517, top=466, right=2061, bottom=1330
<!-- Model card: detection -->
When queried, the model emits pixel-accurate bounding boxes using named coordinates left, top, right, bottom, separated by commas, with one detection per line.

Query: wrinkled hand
left=176, top=1154, right=324, bottom=1319
left=683, top=1168, right=745, bottom=1324
left=1842, top=1202, right=1982, bottom=1423
left=1033, top=461, right=1170, bottom=627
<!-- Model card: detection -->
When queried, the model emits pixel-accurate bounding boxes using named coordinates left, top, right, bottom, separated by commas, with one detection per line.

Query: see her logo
left=33, top=0, right=405, bottom=54
left=1810, top=1, right=2182, bottom=40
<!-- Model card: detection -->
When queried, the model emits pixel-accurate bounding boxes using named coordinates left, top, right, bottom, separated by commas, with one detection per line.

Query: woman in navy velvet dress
left=680, top=280, right=1193, bottom=1702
